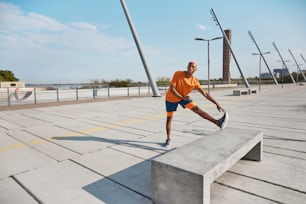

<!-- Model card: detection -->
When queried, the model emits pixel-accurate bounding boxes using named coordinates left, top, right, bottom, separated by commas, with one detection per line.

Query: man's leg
left=166, top=114, right=173, bottom=140
left=165, top=100, right=177, bottom=147
left=191, top=106, right=220, bottom=126
left=183, top=101, right=228, bottom=129
left=164, top=112, right=173, bottom=147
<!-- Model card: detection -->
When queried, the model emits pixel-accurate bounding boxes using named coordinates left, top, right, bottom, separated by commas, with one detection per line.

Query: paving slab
left=6, top=129, right=80, bottom=161
left=229, top=153, right=306, bottom=193
left=25, top=123, right=75, bottom=138
left=0, top=177, right=37, bottom=204
left=211, top=182, right=276, bottom=204
left=264, top=136, right=306, bottom=154
left=109, top=160, right=152, bottom=198
left=14, top=160, right=104, bottom=204
left=230, top=112, right=305, bottom=131
left=72, top=148, right=144, bottom=177
left=0, top=132, right=57, bottom=179
left=82, top=176, right=152, bottom=204
left=0, top=117, right=22, bottom=130
left=18, top=108, right=77, bottom=124
left=110, top=143, right=162, bottom=160
left=216, top=171, right=306, bottom=204
left=264, top=146, right=306, bottom=160
left=0, top=111, right=48, bottom=128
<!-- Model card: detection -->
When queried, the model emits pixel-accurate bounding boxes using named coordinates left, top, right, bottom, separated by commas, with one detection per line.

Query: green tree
left=156, top=76, right=170, bottom=86
left=109, top=79, right=132, bottom=87
left=0, top=70, right=19, bottom=81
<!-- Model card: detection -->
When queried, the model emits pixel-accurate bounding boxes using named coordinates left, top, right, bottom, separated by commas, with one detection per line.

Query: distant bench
left=151, top=127, right=263, bottom=204
left=233, top=88, right=257, bottom=96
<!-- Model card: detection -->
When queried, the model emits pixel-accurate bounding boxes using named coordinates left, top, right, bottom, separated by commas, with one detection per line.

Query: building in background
left=223, top=29, right=232, bottom=84
left=0, top=81, right=25, bottom=88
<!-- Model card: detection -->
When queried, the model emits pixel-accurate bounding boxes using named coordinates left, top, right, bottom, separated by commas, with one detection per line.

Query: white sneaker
left=163, top=139, right=171, bottom=147
left=219, top=112, right=229, bottom=130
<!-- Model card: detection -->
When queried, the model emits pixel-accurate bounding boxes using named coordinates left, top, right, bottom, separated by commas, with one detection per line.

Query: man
left=164, top=61, right=229, bottom=147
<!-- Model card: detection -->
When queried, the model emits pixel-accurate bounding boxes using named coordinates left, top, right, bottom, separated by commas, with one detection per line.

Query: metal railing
left=0, top=86, right=169, bottom=107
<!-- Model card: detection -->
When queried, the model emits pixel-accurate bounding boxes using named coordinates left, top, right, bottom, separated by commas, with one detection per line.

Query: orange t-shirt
left=166, top=71, right=201, bottom=102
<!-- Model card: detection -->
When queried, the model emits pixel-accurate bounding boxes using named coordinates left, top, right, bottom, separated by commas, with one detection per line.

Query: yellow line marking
left=0, top=113, right=165, bottom=154
left=0, top=143, right=26, bottom=153
left=11, top=143, right=26, bottom=149
left=32, top=139, right=44, bottom=145
left=0, top=147, right=9, bottom=153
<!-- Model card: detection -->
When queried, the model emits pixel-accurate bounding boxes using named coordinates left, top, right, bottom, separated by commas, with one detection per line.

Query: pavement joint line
left=0, top=124, right=9, bottom=130
left=264, top=144, right=306, bottom=154
left=69, top=158, right=152, bottom=201
left=20, top=113, right=52, bottom=123
left=58, top=113, right=165, bottom=137
left=227, top=170, right=306, bottom=195
left=10, top=175, right=42, bottom=204
left=214, top=181, right=284, bottom=204
left=5, top=130, right=82, bottom=160
left=14, top=129, right=83, bottom=156
left=264, top=150, right=306, bottom=161
left=109, top=145, right=162, bottom=160
left=0, top=113, right=165, bottom=154
left=264, top=136, right=306, bottom=143
left=97, top=124, right=157, bottom=137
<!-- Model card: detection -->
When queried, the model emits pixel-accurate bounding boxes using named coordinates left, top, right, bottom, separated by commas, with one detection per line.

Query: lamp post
left=195, top=37, right=222, bottom=94
left=277, top=60, right=290, bottom=88
left=252, top=51, right=271, bottom=92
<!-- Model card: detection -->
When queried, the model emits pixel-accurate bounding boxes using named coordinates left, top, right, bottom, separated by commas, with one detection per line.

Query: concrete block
left=249, top=88, right=257, bottom=94
left=233, top=89, right=249, bottom=96
left=151, top=127, right=263, bottom=204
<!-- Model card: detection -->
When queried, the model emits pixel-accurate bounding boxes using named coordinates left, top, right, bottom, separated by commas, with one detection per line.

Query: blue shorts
left=165, top=100, right=196, bottom=112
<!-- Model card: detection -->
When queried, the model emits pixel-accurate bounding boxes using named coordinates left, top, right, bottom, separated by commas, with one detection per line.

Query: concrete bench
left=151, top=127, right=263, bottom=204
left=249, top=88, right=257, bottom=94
left=233, top=89, right=249, bottom=96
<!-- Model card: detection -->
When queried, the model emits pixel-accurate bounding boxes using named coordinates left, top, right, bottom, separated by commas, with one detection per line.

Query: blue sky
left=1, top=0, right=306, bottom=84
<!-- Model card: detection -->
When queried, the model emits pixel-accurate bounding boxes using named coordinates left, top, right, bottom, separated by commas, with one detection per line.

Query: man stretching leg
left=164, top=61, right=229, bottom=147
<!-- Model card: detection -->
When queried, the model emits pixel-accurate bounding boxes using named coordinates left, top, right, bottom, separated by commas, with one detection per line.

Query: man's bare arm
left=197, top=88, right=225, bottom=112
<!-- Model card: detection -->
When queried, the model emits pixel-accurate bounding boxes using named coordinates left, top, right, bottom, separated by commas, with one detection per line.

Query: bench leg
left=203, top=179, right=211, bottom=204
left=242, top=140, right=262, bottom=161
left=152, top=161, right=208, bottom=204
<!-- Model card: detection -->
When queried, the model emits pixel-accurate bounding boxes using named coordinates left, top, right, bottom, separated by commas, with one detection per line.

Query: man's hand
left=182, top=95, right=190, bottom=100
left=216, top=104, right=225, bottom=112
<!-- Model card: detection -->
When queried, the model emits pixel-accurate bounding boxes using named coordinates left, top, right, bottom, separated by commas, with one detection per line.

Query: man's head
left=186, top=61, right=198, bottom=75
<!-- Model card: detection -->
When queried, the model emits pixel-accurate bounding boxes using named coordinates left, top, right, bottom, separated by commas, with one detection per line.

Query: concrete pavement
left=0, top=84, right=306, bottom=204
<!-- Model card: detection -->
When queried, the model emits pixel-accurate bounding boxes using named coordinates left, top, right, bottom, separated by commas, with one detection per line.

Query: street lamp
left=252, top=51, right=271, bottom=92
left=277, top=60, right=290, bottom=88
left=195, top=37, right=222, bottom=94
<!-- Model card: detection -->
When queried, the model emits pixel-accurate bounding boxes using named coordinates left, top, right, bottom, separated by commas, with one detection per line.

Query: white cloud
left=27, top=13, right=68, bottom=31
left=69, top=22, right=98, bottom=32
left=0, top=2, right=132, bottom=53
left=0, top=3, right=67, bottom=32
left=196, top=23, right=208, bottom=31
left=0, top=2, right=161, bottom=83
